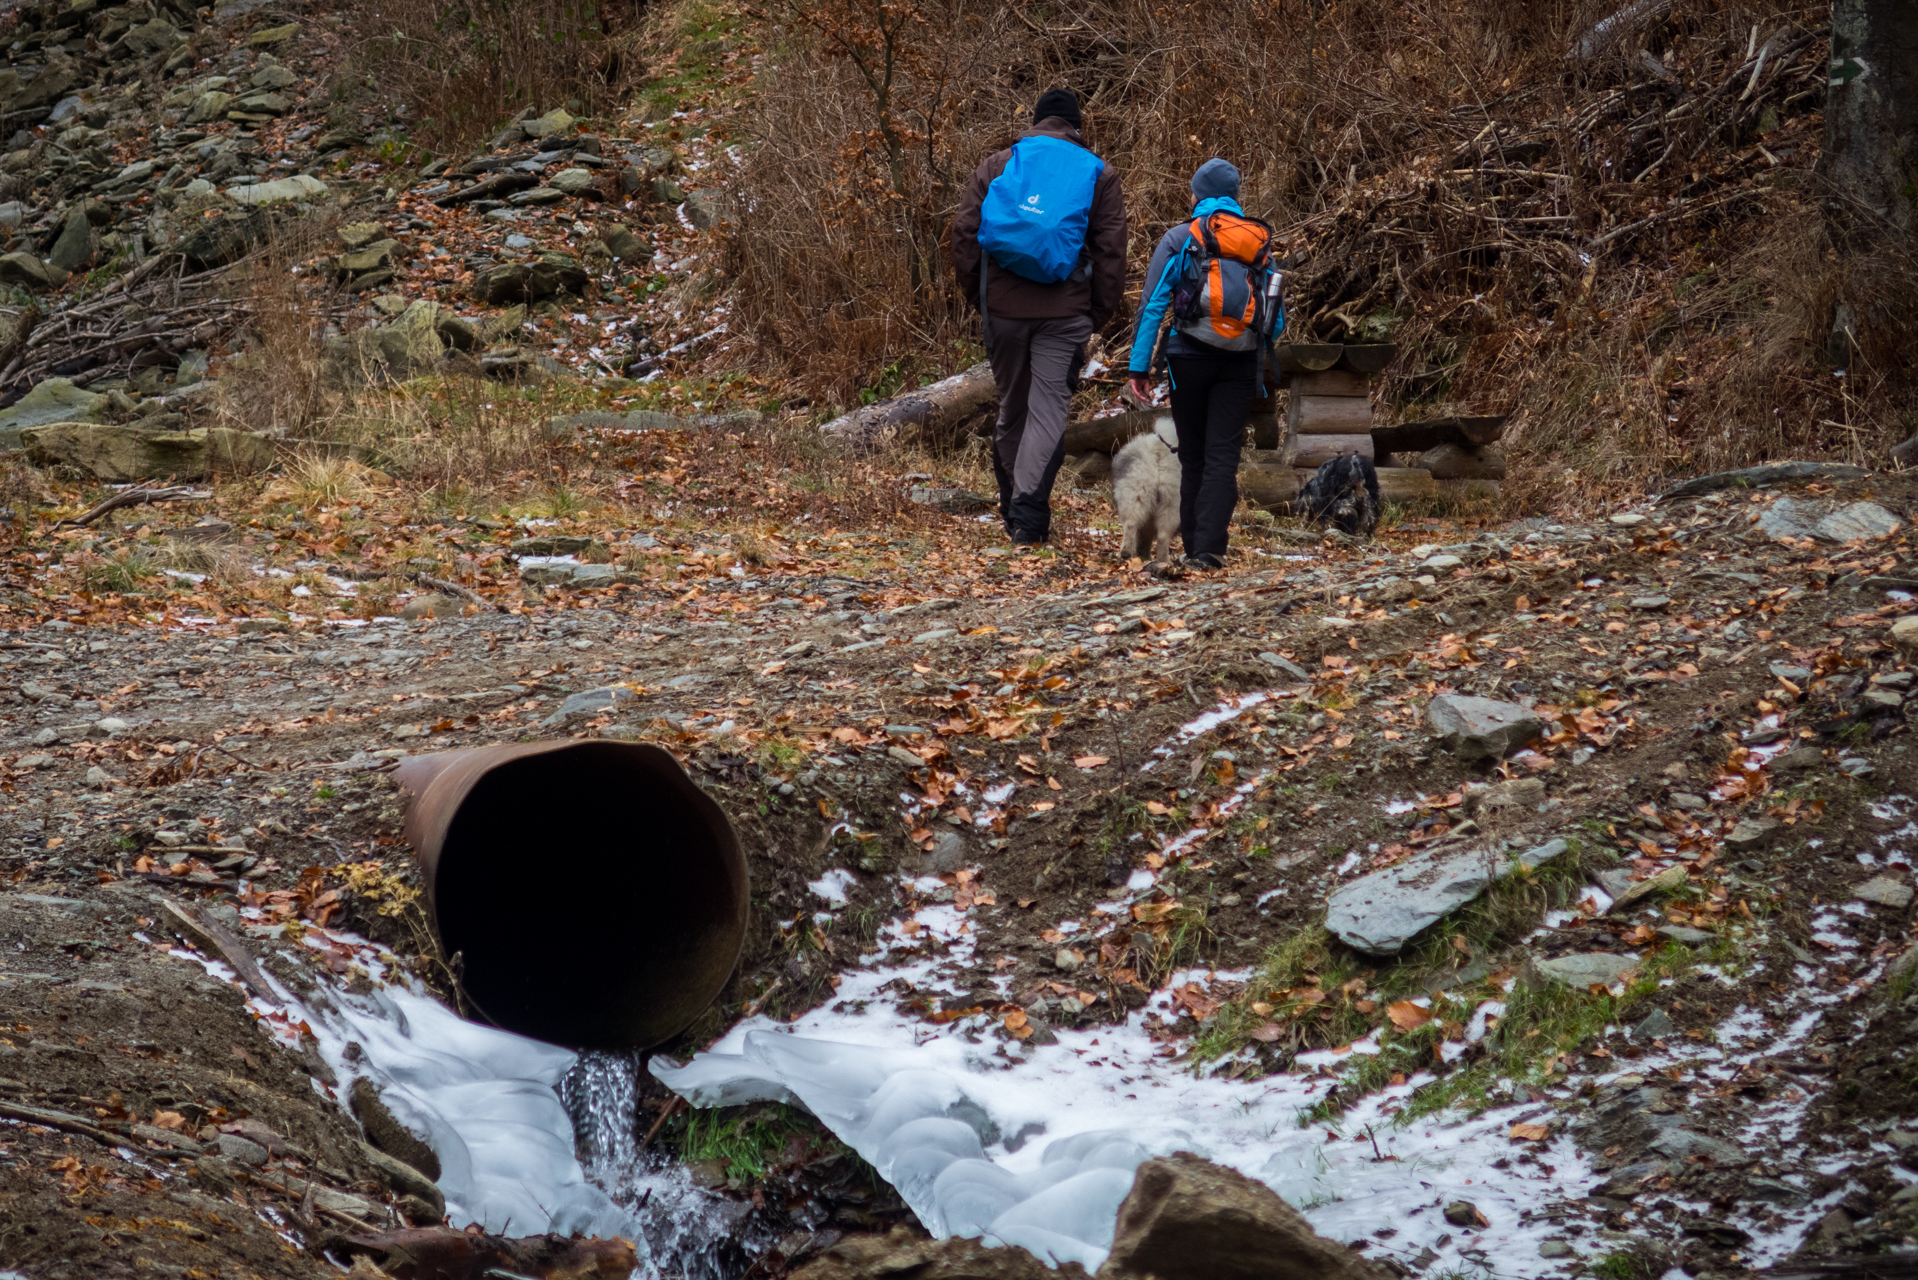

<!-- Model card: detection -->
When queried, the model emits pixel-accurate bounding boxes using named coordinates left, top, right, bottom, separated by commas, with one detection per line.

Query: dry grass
left=718, top=0, right=1916, bottom=503
left=343, top=0, right=648, bottom=152
left=266, top=454, right=394, bottom=510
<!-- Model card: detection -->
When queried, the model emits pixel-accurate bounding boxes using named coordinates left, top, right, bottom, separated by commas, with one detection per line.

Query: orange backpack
left=1167, top=211, right=1282, bottom=351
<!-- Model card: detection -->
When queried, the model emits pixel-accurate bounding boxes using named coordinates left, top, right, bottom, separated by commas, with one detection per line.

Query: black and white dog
left=1296, top=453, right=1381, bottom=538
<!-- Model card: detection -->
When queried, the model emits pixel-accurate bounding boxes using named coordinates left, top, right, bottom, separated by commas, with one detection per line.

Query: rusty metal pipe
left=395, top=741, right=748, bottom=1051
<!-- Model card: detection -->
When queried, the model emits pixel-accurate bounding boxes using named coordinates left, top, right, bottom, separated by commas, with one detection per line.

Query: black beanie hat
left=1033, top=87, right=1082, bottom=129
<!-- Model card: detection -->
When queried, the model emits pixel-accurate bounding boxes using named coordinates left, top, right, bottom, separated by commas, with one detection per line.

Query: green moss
left=677, top=1102, right=830, bottom=1180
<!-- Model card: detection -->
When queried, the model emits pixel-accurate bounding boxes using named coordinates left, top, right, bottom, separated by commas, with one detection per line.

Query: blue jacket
left=1127, top=195, right=1244, bottom=374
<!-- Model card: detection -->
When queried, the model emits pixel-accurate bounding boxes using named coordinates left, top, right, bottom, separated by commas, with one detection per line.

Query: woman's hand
left=1127, top=373, right=1152, bottom=403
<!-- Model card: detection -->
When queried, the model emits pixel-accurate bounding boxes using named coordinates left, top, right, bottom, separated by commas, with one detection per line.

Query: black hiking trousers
left=1166, top=346, right=1258, bottom=560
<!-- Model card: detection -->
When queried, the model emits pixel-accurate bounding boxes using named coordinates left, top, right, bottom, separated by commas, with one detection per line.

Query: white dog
left=1111, top=415, right=1180, bottom=564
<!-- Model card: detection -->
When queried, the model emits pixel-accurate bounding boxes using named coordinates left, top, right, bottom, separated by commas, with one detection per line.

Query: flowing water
left=560, top=1050, right=770, bottom=1280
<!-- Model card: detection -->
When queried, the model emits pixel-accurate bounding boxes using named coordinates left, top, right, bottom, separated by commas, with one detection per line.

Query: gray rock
left=224, top=174, right=328, bottom=205
left=250, top=64, right=297, bottom=90
left=1656, top=925, right=1716, bottom=945
left=1425, top=694, right=1543, bottom=761
left=1464, top=777, right=1545, bottom=817
left=912, top=628, right=957, bottom=645
left=1769, top=662, right=1815, bottom=684
left=685, top=188, right=731, bottom=229
left=214, top=1133, right=269, bottom=1166
left=1725, top=817, right=1778, bottom=851
left=1524, top=951, right=1639, bottom=989
left=235, top=618, right=289, bottom=634
left=0, top=251, right=62, bottom=292
left=1816, top=501, right=1900, bottom=542
left=1863, top=688, right=1904, bottom=710
left=601, top=224, right=650, bottom=263
left=541, top=686, right=636, bottom=726
left=507, top=186, right=567, bottom=207
left=185, top=90, right=234, bottom=123
left=1632, top=1008, right=1675, bottom=1039
left=1854, top=875, right=1915, bottom=909
left=1257, top=652, right=1311, bottom=681
left=1422, top=554, right=1463, bottom=571
left=231, top=92, right=291, bottom=117
left=1771, top=746, right=1824, bottom=771
left=550, top=167, right=596, bottom=195
left=1666, top=791, right=1707, bottom=811
left=1538, top=1241, right=1575, bottom=1259
left=93, top=717, right=130, bottom=737
left=0, top=377, right=109, bottom=448
left=520, top=107, right=576, bottom=139
left=1646, top=1127, right=1749, bottom=1166
left=1759, top=497, right=1902, bottom=543
left=1630, top=595, right=1671, bottom=611
left=911, top=827, right=968, bottom=876
left=1326, top=839, right=1567, bottom=956
left=22, top=423, right=274, bottom=482
left=47, top=206, right=96, bottom=273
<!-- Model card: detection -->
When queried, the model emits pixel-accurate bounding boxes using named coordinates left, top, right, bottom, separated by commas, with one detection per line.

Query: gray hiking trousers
left=987, top=314, right=1093, bottom=542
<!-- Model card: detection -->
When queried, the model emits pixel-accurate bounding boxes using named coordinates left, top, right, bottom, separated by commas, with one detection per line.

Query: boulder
left=1854, top=875, right=1915, bottom=909
left=231, top=91, right=291, bottom=117
left=21, top=423, right=274, bottom=481
left=1523, top=951, right=1639, bottom=989
left=1892, top=616, right=1918, bottom=655
left=114, top=17, right=183, bottom=60
left=0, top=252, right=60, bottom=291
left=541, top=685, right=637, bottom=726
left=794, top=1228, right=1076, bottom=1280
left=0, top=378, right=109, bottom=448
left=1759, top=497, right=1902, bottom=543
left=520, top=107, right=576, bottom=139
left=1100, top=1152, right=1394, bottom=1280
left=472, top=259, right=590, bottom=304
left=338, top=221, right=388, bottom=249
left=600, top=224, right=651, bottom=263
left=1425, top=694, right=1542, bottom=761
left=551, top=167, right=597, bottom=196
left=250, top=64, right=297, bottom=90
left=47, top=204, right=98, bottom=273
left=248, top=21, right=299, bottom=44
left=185, top=90, right=234, bottom=123
left=225, top=174, right=328, bottom=205
left=685, top=188, right=731, bottom=229
left=1326, top=838, right=1568, bottom=956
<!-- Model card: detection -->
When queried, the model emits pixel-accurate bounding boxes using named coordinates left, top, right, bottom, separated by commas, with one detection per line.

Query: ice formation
left=285, top=981, right=643, bottom=1240
left=656, top=1032, right=1149, bottom=1271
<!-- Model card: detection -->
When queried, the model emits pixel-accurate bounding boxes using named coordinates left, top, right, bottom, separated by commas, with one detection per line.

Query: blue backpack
left=977, top=135, right=1104, bottom=284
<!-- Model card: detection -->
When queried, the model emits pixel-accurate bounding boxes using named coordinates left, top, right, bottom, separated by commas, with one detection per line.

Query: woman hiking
left=1126, top=159, right=1280, bottom=572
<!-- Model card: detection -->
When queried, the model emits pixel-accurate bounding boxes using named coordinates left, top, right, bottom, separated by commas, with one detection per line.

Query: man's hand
left=1127, top=373, right=1152, bottom=403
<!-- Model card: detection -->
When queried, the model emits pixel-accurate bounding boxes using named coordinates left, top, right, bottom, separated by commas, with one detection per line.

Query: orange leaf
left=1131, top=901, right=1181, bottom=923
left=1509, top=1122, right=1550, bottom=1142
left=1074, top=755, right=1109, bottom=768
left=1386, top=1001, right=1433, bottom=1031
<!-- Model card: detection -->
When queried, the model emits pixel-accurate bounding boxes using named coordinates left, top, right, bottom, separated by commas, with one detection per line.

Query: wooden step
left=1289, top=394, right=1373, bottom=435
left=1284, top=433, right=1374, bottom=467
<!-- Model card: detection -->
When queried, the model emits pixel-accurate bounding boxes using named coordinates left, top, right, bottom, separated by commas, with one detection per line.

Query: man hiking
left=1127, top=159, right=1282, bottom=572
left=953, top=87, right=1127, bottom=546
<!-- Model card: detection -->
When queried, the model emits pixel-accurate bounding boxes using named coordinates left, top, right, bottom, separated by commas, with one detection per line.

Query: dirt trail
left=3, top=466, right=1918, bottom=1276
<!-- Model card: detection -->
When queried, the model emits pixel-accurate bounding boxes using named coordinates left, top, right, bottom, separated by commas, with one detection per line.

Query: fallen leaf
left=1074, top=755, right=1109, bottom=768
left=1131, top=901, right=1181, bottom=923
left=1249, top=1022, right=1283, bottom=1043
left=1509, top=1122, right=1550, bottom=1141
left=1386, top=1001, right=1433, bottom=1031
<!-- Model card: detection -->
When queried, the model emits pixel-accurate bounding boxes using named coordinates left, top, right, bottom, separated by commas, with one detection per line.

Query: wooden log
left=1289, top=394, right=1373, bottom=435
left=1284, top=433, right=1375, bottom=467
left=1369, top=415, right=1508, bottom=455
left=1336, top=344, right=1398, bottom=375
left=819, top=362, right=997, bottom=451
left=1061, top=407, right=1167, bottom=456
left=1273, top=343, right=1342, bottom=373
left=1280, top=370, right=1369, bottom=397
left=1418, top=443, right=1507, bottom=480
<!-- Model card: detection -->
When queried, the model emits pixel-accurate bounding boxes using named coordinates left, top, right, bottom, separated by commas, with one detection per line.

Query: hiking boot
left=1010, top=532, right=1048, bottom=548
left=1183, top=552, right=1226, bottom=572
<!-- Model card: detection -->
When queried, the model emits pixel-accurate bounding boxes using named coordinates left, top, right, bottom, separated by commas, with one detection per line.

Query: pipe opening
left=408, top=741, right=747, bottom=1050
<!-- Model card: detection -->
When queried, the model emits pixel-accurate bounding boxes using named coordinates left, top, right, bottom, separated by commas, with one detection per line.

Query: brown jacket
left=951, top=118, right=1127, bottom=331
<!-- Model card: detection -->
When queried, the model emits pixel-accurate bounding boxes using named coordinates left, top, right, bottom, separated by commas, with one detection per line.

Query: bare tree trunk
left=1822, top=0, right=1918, bottom=237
